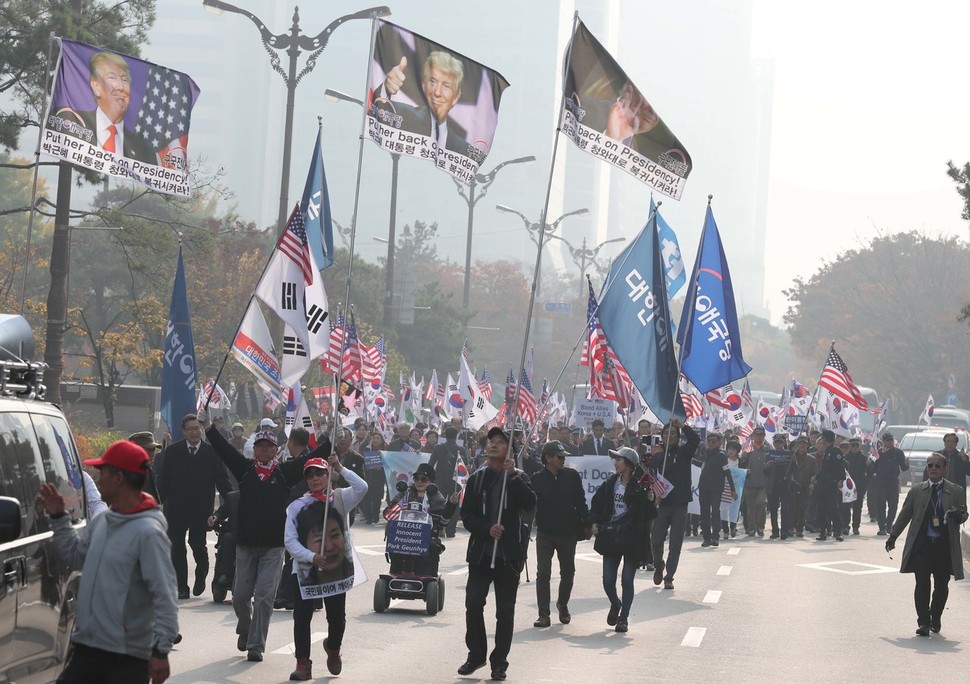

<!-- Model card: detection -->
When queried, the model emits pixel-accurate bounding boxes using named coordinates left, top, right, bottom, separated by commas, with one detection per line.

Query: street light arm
left=302, top=6, right=391, bottom=51
left=495, top=204, right=531, bottom=227
left=549, top=207, right=589, bottom=232
left=202, top=0, right=289, bottom=47
left=589, top=237, right=626, bottom=256
left=452, top=176, right=471, bottom=204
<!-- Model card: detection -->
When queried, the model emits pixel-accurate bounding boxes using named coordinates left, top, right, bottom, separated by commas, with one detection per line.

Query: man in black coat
left=157, top=414, right=234, bottom=599
left=580, top=419, right=614, bottom=456
left=814, top=429, right=846, bottom=541
left=458, top=427, right=536, bottom=682
left=649, top=418, right=699, bottom=590
left=530, top=440, right=588, bottom=628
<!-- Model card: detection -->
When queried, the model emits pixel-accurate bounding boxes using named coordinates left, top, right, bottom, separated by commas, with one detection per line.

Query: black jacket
left=461, top=465, right=536, bottom=569
left=651, top=425, right=700, bottom=506
left=581, top=435, right=615, bottom=456
left=207, top=426, right=308, bottom=547
left=589, top=469, right=655, bottom=562
left=157, top=438, right=234, bottom=525
left=531, top=466, right=589, bottom=537
left=428, top=440, right=466, bottom=494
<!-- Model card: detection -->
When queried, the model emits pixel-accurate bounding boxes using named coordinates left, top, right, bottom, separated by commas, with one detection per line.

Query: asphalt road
left=167, top=515, right=970, bottom=684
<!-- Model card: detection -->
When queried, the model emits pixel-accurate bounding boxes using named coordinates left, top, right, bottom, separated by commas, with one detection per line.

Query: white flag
left=254, top=207, right=329, bottom=361
left=921, top=394, right=934, bottom=425
left=460, top=353, right=497, bottom=430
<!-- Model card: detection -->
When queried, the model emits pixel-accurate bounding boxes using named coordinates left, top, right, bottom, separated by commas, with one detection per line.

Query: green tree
left=783, top=231, right=970, bottom=418
left=946, top=159, right=970, bottom=229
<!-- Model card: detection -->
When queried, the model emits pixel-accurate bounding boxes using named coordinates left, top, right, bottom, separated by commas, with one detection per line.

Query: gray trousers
left=651, top=504, right=688, bottom=580
left=233, top=545, right=285, bottom=653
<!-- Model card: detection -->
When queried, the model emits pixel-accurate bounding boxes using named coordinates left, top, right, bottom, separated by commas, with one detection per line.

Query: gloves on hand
left=885, top=537, right=895, bottom=553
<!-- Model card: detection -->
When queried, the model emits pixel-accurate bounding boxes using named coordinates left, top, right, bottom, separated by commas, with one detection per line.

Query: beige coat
left=889, top=479, right=967, bottom=580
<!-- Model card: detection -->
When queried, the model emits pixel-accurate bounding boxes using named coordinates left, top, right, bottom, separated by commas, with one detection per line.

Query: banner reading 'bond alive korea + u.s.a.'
left=41, top=39, right=199, bottom=196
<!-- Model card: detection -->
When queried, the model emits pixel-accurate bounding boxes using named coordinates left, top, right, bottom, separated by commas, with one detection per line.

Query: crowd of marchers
left=32, top=406, right=968, bottom=683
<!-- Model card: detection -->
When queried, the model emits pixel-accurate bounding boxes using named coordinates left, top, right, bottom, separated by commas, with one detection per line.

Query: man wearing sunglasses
left=886, top=452, right=968, bottom=636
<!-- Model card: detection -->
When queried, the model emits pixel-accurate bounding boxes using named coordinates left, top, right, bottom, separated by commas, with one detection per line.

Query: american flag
left=321, top=310, right=344, bottom=374
left=341, top=311, right=363, bottom=383
left=479, top=367, right=492, bottom=401
left=383, top=499, right=403, bottom=521
left=580, top=279, right=634, bottom=408
left=679, top=376, right=704, bottom=419
left=791, top=378, right=810, bottom=398
left=425, top=369, right=439, bottom=402
left=134, top=63, right=196, bottom=170
left=460, top=339, right=469, bottom=359
left=517, top=364, right=540, bottom=424
left=818, top=346, right=869, bottom=410
left=362, top=335, right=386, bottom=384
left=275, top=207, right=313, bottom=285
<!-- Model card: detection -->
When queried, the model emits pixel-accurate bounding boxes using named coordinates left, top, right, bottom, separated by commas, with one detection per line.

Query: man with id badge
left=886, top=452, right=968, bottom=636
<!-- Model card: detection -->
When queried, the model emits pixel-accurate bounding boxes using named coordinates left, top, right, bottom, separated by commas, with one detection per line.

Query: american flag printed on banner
left=818, top=346, right=869, bottom=410
left=135, top=63, right=196, bottom=172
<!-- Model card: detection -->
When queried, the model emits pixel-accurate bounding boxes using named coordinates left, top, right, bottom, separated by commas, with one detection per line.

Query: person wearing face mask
left=886, top=451, right=968, bottom=636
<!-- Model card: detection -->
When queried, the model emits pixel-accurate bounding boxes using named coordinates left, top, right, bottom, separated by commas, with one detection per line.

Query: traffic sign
left=543, top=302, right=572, bottom=313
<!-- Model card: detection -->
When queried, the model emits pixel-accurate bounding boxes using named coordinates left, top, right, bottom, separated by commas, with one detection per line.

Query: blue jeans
left=602, top=548, right=637, bottom=619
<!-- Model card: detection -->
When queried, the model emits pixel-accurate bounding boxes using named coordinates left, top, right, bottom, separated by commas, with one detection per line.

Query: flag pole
left=330, top=16, right=382, bottom=451
left=20, top=33, right=58, bottom=315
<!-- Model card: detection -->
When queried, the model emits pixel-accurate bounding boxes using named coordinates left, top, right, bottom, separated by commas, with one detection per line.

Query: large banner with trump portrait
left=561, top=21, right=692, bottom=200
left=41, top=39, right=199, bottom=196
left=365, top=20, right=510, bottom=184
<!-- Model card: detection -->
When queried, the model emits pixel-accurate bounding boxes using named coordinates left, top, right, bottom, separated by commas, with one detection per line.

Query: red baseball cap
left=303, top=457, right=330, bottom=475
left=85, top=440, right=150, bottom=474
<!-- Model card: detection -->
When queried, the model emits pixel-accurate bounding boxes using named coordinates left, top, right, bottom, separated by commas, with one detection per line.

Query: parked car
left=896, top=429, right=968, bottom=486
left=0, top=315, right=86, bottom=682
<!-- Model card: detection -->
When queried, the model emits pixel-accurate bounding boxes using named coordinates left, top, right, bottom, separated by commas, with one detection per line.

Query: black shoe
left=237, top=634, right=247, bottom=652
left=796, top=531, right=804, bottom=538
left=557, top=601, right=571, bottom=625
left=816, top=534, right=827, bottom=541
left=323, top=637, right=342, bottom=676
left=916, top=624, right=930, bottom=637
left=458, top=660, right=487, bottom=676
left=173, top=633, right=182, bottom=645
left=615, top=617, right=629, bottom=633
left=192, top=577, right=206, bottom=597
left=877, top=529, right=888, bottom=536
left=533, top=615, right=551, bottom=628
left=701, top=540, right=712, bottom=547
left=930, top=616, right=941, bottom=633
left=835, top=535, right=844, bottom=542
left=178, top=589, right=190, bottom=600
left=711, top=540, right=719, bottom=547
left=852, top=528, right=860, bottom=535
left=769, top=532, right=779, bottom=539
left=247, top=650, right=263, bottom=662
left=491, top=670, right=507, bottom=681
left=653, top=560, right=665, bottom=586
left=607, top=602, right=620, bottom=626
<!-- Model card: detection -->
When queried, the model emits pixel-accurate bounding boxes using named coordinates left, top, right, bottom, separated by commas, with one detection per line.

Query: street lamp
left=451, top=155, right=535, bottom=332
left=495, top=205, right=588, bottom=297
left=202, top=1, right=390, bottom=233
left=325, top=87, right=401, bottom=329
left=549, top=234, right=627, bottom=297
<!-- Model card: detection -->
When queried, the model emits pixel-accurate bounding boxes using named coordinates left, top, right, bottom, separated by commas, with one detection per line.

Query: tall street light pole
left=495, top=205, right=589, bottom=297
left=549, top=234, right=627, bottom=297
left=451, top=155, right=535, bottom=333
left=324, top=88, right=400, bottom=329
left=202, top=1, right=390, bottom=233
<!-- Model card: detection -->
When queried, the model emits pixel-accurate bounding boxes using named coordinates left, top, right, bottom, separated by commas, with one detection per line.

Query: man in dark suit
left=377, top=50, right=469, bottom=155
left=55, top=50, right=156, bottom=164
left=580, top=419, right=614, bottom=456
left=886, top=451, right=967, bottom=636
left=428, top=426, right=467, bottom=537
left=157, top=413, right=235, bottom=599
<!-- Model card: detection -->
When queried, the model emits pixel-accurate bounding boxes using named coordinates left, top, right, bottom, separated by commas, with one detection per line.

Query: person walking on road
left=458, top=426, right=536, bottom=682
left=650, top=418, right=699, bottom=590
left=886, top=451, right=968, bottom=636
left=590, top=446, right=653, bottom=633
left=530, top=440, right=588, bottom=628
left=37, top=441, right=179, bottom=684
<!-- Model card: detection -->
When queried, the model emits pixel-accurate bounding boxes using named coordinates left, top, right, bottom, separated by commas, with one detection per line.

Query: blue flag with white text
left=676, top=206, right=751, bottom=394
left=598, top=214, right=684, bottom=423
left=301, top=126, right=335, bottom=270
left=161, top=246, right=197, bottom=441
left=653, top=197, right=686, bottom=297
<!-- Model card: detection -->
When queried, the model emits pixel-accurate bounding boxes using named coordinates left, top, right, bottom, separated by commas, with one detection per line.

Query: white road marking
left=575, top=552, right=603, bottom=564
left=702, top=590, right=722, bottom=604
left=797, top=560, right=896, bottom=575
left=447, top=567, right=469, bottom=576
left=716, top=566, right=733, bottom=576
left=681, top=627, right=707, bottom=648
left=354, top=546, right=384, bottom=556
left=270, top=632, right=326, bottom=655
left=727, top=547, right=740, bottom=555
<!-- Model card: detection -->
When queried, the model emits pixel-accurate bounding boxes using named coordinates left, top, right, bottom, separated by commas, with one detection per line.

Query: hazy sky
left=757, top=1, right=970, bottom=321
left=21, top=1, right=970, bottom=329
